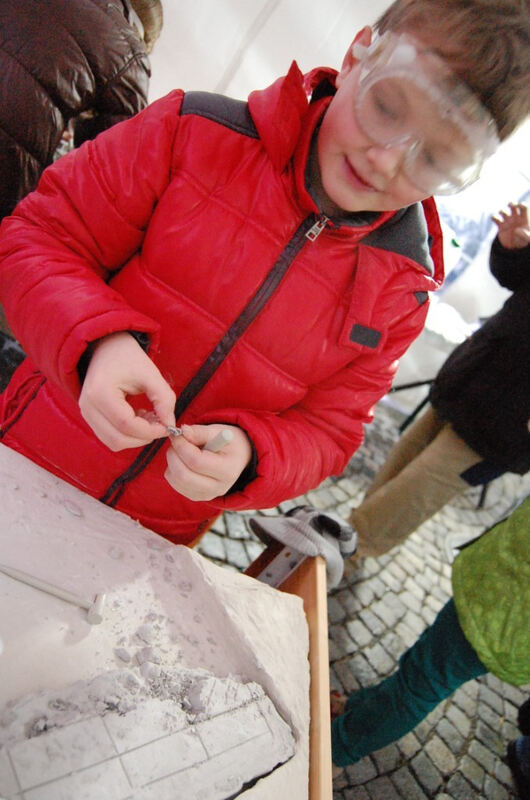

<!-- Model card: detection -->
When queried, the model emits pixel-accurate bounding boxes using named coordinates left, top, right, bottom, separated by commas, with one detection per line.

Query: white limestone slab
left=0, top=444, right=310, bottom=799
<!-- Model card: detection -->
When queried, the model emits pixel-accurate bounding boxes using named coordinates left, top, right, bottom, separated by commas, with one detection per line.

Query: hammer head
left=87, top=593, right=106, bottom=625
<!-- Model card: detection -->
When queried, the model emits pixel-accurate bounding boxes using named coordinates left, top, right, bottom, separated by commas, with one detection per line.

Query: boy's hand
left=164, top=423, right=252, bottom=501
left=79, top=332, right=176, bottom=450
left=492, top=203, right=530, bottom=250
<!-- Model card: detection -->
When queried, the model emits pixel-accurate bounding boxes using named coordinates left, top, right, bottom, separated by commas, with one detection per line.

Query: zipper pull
left=305, top=214, right=330, bottom=241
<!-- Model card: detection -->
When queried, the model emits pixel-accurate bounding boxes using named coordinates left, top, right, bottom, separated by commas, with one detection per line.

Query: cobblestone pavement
left=194, top=402, right=530, bottom=799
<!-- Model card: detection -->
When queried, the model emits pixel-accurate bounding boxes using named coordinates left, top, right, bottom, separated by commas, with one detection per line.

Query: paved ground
left=195, top=401, right=530, bottom=800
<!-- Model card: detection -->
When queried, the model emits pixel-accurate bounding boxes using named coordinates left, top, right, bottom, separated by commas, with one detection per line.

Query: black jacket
left=0, top=0, right=150, bottom=220
left=430, top=237, right=530, bottom=474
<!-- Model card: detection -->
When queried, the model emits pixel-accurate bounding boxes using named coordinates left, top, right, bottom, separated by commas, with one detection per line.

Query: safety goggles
left=351, top=32, right=500, bottom=195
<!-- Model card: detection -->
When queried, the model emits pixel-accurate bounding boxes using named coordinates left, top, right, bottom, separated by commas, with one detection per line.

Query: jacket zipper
left=100, top=213, right=331, bottom=506
left=305, top=214, right=330, bottom=241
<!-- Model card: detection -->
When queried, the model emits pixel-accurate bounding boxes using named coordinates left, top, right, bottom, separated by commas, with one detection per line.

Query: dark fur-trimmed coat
left=0, top=0, right=150, bottom=220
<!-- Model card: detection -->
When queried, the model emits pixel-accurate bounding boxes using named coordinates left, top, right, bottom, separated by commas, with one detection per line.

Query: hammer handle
left=0, top=563, right=90, bottom=610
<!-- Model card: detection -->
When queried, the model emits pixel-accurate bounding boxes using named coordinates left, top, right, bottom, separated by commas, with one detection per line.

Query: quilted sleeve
left=73, top=53, right=150, bottom=145
left=0, top=90, right=184, bottom=398
left=489, top=236, right=530, bottom=291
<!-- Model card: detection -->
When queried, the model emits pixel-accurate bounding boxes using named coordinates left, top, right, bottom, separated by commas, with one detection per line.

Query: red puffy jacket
left=0, top=64, right=444, bottom=544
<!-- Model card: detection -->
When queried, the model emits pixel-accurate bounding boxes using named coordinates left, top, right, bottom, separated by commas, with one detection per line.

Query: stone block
left=10, top=717, right=115, bottom=790
left=468, top=739, right=497, bottom=773
left=358, top=608, right=386, bottom=638
left=334, top=588, right=363, bottom=617
left=197, top=531, right=227, bottom=562
left=483, top=774, right=510, bottom=800
left=379, top=631, right=404, bottom=661
left=363, top=642, right=395, bottom=678
left=224, top=512, right=251, bottom=540
left=365, top=775, right=399, bottom=799
left=372, top=743, right=401, bottom=774
left=479, top=684, right=505, bottom=716
left=390, top=765, right=429, bottom=799
left=410, top=750, right=443, bottom=794
left=104, top=698, right=188, bottom=752
left=424, top=736, right=457, bottom=774
left=397, top=731, right=422, bottom=759
left=394, top=620, right=420, bottom=649
left=223, top=537, right=250, bottom=570
left=347, top=653, right=378, bottom=687
left=373, top=595, right=407, bottom=625
left=445, top=771, right=475, bottom=800
left=460, top=754, right=485, bottom=791
left=0, top=748, right=19, bottom=797
left=333, top=660, right=362, bottom=695
left=343, top=786, right=371, bottom=800
left=436, top=718, right=464, bottom=753
left=328, top=596, right=347, bottom=625
left=446, top=704, right=473, bottom=739
left=345, top=755, right=377, bottom=785
left=23, top=758, right=131, bottom=800
left=398, top=589, right=423, bottom=615
left=329, top=624, right=356, bottom=657
left=345, top=618, right=372, bottom=648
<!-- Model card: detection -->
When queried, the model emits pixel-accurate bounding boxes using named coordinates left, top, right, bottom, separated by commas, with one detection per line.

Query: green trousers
left=331, top=598, right=487, bottom=766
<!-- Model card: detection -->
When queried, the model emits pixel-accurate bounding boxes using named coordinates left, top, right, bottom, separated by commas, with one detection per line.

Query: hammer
left=0, top=563, right=106, bottom=624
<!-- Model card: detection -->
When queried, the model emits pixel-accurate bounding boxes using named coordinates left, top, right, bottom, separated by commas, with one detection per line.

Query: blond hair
left=130, top=0, right=163, bottom=53
left=375, top=0, right=530, bottom=140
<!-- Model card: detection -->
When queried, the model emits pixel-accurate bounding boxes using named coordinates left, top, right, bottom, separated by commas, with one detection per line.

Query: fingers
left=164, top=424, right=252, bottom=501
left=78, top=331, right=176, bottom=451
left=80, top=391, right=169, bottom=451
left=492, top=202, right=528, bottom=225
left=492, top=203, right=530, bottom=250
left=142, top=375, right=177, bottom=430
left=164, top=440, right=226, bottom=500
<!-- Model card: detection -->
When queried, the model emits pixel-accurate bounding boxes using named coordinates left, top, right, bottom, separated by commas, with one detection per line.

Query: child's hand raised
left=79, top=332, right=176, bottom=451
left=492, top=203, right=530, bottom=250
left=164, top=423, right=252, bottom=501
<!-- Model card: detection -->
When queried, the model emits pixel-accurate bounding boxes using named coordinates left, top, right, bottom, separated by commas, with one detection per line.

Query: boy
left=0, top=0, right=527, bottom=545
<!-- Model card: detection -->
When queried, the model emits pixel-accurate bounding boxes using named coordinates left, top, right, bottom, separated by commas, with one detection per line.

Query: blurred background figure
left=0, top=0, right=162, bottom=338
left=507, top=697, right=530, bottom=800
left=331, top=497, right=530, bottom=779
left=349, top=203, right=530, bottom=557
left=0, top=0, right=164, bottom=222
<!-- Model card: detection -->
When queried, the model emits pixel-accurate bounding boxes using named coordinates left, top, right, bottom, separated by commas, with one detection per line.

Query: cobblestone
left=410, top=750, right=443, bottom=794
left=391, top=765, right=429, bottom=799
left=193, top=403, right=530, bottom=798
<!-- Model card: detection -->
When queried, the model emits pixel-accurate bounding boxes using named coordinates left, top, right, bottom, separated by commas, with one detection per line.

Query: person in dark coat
left=348, top=202, right=530, bottom=556
left=0, top=0, right=162, bottom=343
left=0, top=0, right=160, bottom=224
